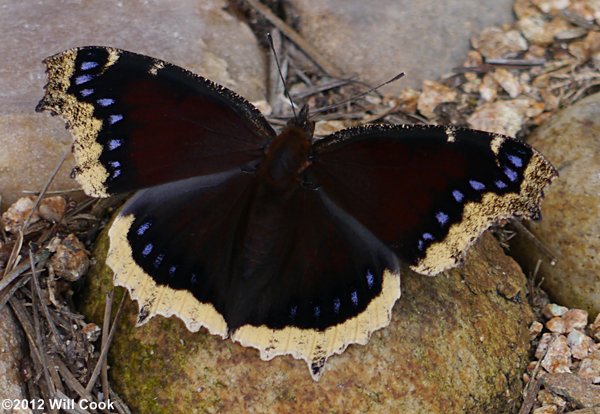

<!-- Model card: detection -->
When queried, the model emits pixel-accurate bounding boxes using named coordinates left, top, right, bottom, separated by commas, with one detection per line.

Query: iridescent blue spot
left=109, top=114, right=123, bottom=125
left=80, top=61, right=99, bottom=70
left=112, top=169, right=121, bottom=179
left=469, top=180, right=486, bottom=191
left=417, top=240, right=424, bottom=251
left=142, top=243, right=153, bottom=256
left=423, top=232, right=434, bottom=241
left=190, top=273, right=198, bottom=285
left=313, top=306, right=321, bottom=318
left=137, top=222, right=151, bottom=236
left=366, top=270, right=374, bottom=289
left=110, top=161, right=121, bottom=168
left=108, top=139, right=122, bottom=150
left=97, top=98, right=114, bottom=107
left=504, top=167, right=518, bottom=182
left=508, top=155, right=523, bottom=168
left=290, top=305, right=298, bottom=319
left=436, top=211, right=449, bottom=226
left=154, top=253, right=164, bottom=268
left=351, top=291, right=358, bottom=306
left=495, top=180, right=508, bottom=189
left=452, top=190, right=464, bottom=203
left=333, top=298, right=341, bottom=314
left=168, top=265, right=177, bottom=277
left=75, top=74, right=93, bottom=85
left=80, top=88, right=94, bottom=97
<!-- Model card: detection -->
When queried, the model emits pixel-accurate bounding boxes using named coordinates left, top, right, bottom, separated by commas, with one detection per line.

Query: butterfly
left=36, top=46, right=557, bottom=381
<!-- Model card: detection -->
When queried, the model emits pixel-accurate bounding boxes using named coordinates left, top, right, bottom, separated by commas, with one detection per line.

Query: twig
left=29, top=248, right=66, bottom=351
left=0, top=274, right=30, bottom=310
left=29, top=276, right=59, bottom=413
left=53, top=356, right=95, bottom=401
left=101, top=290, right=115, bottom=402
left=54, top=390, right=90, bottom=414
left=510, top=219, right=557, bottom=265
left=243, top=0, right=343, bottom=77
left=0, top=249, right=51, bottom=296
left=9, top=297, right=56, bottom=405
left=518, top=374, right=543, bottom=414
left=85, top=293, right=126, bottom=394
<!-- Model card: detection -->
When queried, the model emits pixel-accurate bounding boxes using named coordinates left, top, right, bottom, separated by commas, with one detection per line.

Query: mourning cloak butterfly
left=36, top=46, right=557, bottom=380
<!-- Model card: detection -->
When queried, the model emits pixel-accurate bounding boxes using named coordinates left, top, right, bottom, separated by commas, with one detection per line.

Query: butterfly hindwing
left=310, top=124, right=557, bottom=275
left=36, top=46, right=276, bottom=197
left=107, top=169, right=400, bottom=380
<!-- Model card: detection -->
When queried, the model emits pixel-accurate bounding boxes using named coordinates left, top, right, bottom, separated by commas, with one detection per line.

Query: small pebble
left=541, top=335, right=572, bottom=373
left=567, top=330, right=593, bottom=360
left=562, top=309, right=588, bottom=332
left=579, top=351, right=600, bottom=381
left=50, top=234, right=90, bottom=282
left=546, top=316, right=566, bottom=334
left=530, top=321, right=544, bottom=338
left=82, top=323, right=101, bottom=342
left=38, top=196, right=67, bottom=222
left=536, top=333, right=558, bottom=359
left=542, top=303, right=568, bottom=319
left=1, top=196, right=39, bottom=233
left=533, top=404, right=557, bottom=414
left=590, top=314, right=600, bottom=341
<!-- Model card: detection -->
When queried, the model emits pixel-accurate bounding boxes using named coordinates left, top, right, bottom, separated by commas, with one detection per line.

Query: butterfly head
left=286, top=104, right=315, bottom=141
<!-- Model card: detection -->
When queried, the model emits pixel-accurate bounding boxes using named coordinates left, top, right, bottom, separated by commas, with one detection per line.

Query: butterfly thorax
left=257, top=124, right=312, bottom=191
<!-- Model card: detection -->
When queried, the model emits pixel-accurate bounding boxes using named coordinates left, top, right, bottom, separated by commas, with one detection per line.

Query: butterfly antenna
left=267, top=32, right=298, bottom=120
left=309, top=72, right=405, bottom=116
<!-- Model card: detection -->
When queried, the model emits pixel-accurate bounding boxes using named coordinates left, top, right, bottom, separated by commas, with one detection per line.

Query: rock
left=288, top=0, right=515, bottom=91
left=541, top=335, right=572, bottom=373
left=1, top=196, right=40, bottom=233
left=543, top=303, right=569, bottom=319
left=50, top=234, right=90, bottom=282
left=536, top=333, right=559, bottom=359
left=79, top=230, right=534, bottom=413
left=417, top=80, right=457, bottom=119
left=467, top=98, right=534, bottom=136
left=592, top=314, right=600, bottom=341
left=568, top=330, right=593, bottom=360
left=562, top=309, right=589, bottom=333
left=471, top=27, right=528, bottom=59
left=0, top=306, right=28, bottom=402
left=511, top=92, right=600, bottom=319
left=542, top=373, right=600, bottom=408
left=533, top=405, right=558, bottom=414
left=530, top=321, right=544, bottom=338
left=533, top=405, right=557, bottom=414
left=0, top=0, right=267, bottom=208
left=38, top=196, right=67, bottom=223
left=547, top=317, right=567, bottom=334
left=567, top=408, right=600, bottom=414
left=579, top=352, right=600, bottom=381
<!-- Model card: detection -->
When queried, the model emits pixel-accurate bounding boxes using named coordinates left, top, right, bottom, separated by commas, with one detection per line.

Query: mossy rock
left=80, top=226, right=533, bottom=413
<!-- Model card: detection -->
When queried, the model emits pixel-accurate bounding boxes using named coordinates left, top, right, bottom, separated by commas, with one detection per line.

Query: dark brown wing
left=37, top=46, right=275, bottom=197
left=309, top=124, right=557, bottom=275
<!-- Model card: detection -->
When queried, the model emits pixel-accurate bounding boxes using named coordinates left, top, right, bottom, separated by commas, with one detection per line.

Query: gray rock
left=513, top=92, right=600, bottom=318
left=289, top=0, right=515, bottom=92
left=542, top=373, right=600, bottom=408
left=0, top=0, right=266, bottom=208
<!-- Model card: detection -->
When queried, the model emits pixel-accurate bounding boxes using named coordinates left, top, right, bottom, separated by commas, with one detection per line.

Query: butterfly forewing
left=36, top=46, right=276, bottom=197
left=310, top=124, right=557, bottom=275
